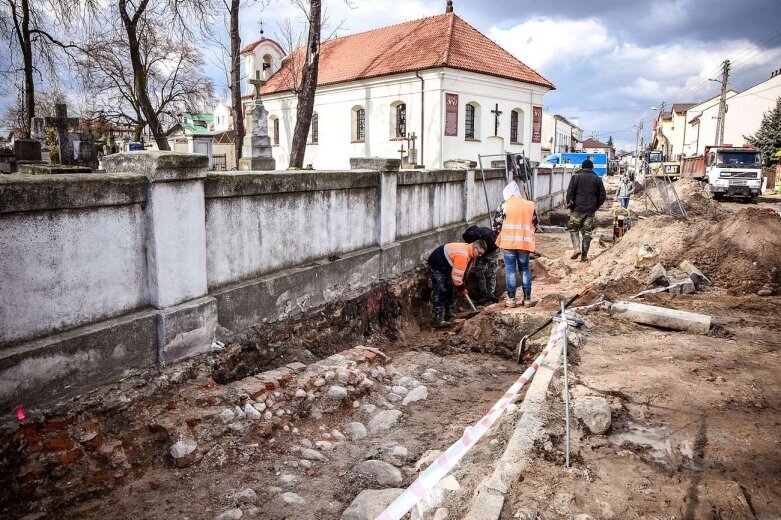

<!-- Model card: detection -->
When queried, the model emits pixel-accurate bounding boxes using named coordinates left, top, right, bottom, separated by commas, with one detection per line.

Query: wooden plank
left=610, top=301, right=711, bottom=334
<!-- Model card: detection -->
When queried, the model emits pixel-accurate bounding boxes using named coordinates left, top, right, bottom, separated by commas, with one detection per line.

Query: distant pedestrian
left=427, top=240, right=487, bottom=328
left=566, top=159, right=606, bottom=262
left=615, top=175, right=634, bottom=209
left=496, top=181, right=537, bottom=307
left=462, top=225, right=498, bottom=304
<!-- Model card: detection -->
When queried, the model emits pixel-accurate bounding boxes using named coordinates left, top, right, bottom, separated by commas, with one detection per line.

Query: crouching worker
left=462, top=225, right=499, bottom=304
left=427, top=240, right=487, bottom=328
left=496, top=181, right=537, bottom=307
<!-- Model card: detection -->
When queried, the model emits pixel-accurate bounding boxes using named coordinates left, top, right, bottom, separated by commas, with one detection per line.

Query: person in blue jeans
left=495, top=181, right=538, bottom=307
left=615, top=175, right=634, bottom=209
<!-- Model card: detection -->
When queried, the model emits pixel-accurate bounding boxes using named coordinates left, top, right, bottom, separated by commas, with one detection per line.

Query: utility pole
left=634, top=118, right=644, bottom=176
left=714, top=59, right=730, bottom=145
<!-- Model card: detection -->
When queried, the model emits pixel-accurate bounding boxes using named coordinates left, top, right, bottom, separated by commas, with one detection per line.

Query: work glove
left=457, top=287, right=468, bottom=297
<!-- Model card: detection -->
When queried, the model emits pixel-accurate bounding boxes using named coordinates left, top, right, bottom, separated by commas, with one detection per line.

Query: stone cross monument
left=238, top=79, right=276, bottom=171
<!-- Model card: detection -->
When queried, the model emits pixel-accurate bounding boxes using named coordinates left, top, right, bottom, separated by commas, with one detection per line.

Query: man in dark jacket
left=462, top=225, right=498, bottom=304
left=566, top=159, right=606, bottom=261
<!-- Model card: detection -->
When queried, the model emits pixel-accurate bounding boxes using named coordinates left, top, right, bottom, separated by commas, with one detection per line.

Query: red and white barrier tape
left=376, top=321, right=567, bottom=520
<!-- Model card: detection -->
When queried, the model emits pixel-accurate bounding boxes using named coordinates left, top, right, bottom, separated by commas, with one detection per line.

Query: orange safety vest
left=444, top=242, right=473, bottom=287
left=496, top=197, right=536, bottom=252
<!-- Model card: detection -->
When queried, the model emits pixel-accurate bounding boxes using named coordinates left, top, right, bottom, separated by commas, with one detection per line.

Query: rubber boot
left=434, top=313, right=451, bottom=329
left=522, top=290, right=532, bottom=307
left=444, top=309, right=456, bottom=321
left=570, top=232, right=581, bottom=259
left=580, top=238, right=592, bottom=262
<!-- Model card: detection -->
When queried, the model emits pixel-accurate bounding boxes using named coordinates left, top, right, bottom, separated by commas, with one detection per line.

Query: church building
left=241, top=4, right=554, bottom=169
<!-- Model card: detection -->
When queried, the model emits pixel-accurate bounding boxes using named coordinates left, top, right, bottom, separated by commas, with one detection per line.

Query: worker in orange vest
left=427, top=240, right=487, bottom=328
left=496, top=181, right=537, bottom=307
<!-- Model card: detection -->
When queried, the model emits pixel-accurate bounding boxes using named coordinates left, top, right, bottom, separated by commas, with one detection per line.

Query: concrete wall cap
left=102, top=151, right=208, bottom=182
left=204, top=170, right=380, bottom=198
left=397, top=169, right=466, bottom=186
left=0, top=172, right=147, bottom=213
left=349, top=157, right=401, bottom=172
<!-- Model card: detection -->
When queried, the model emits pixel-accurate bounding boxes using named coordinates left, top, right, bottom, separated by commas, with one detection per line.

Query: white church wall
left=261, top=69, right=549, bottom=169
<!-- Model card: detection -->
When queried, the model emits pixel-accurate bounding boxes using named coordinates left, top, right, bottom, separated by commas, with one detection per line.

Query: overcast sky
left=4, top=0, right=780, bottom=152
left=232, top=0, right=781, bottom=151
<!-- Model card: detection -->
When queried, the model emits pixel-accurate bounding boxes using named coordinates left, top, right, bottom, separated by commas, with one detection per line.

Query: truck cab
left=704, top=145, right=762, bottom=201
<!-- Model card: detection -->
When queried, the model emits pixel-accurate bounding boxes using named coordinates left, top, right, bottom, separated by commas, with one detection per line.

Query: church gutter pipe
left=416, top=71, right=424, bottom=167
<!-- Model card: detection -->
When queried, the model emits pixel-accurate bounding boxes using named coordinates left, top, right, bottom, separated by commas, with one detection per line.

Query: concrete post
left=350, top=157, right=401, bottom=278
left=444, top=159, right=478, bottom=222
left=103, top=151, right=217, bottom=363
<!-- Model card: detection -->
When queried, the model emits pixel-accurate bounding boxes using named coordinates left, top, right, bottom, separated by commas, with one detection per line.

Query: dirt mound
left=637, top=178, right=727, bottom=218
left=588, top=207, right=781, bottom=294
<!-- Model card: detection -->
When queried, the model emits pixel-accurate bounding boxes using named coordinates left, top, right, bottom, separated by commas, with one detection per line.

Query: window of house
left=465, top=104, right=475, bottom=139
left=465, top=102, right=480, bottom=140
left=352, top=106, right=366, bottom=142
left=510, top=109, right=524, bottom=144
left=310, top=112, right=318, bottom=143
left=271, top=117, right=279, bottom=145
left=393, top=102, right=406, bottom=138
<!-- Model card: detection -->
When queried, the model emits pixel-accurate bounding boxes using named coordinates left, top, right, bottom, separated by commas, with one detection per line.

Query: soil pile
left=638, top=178, right=727, bottom=218
left=588, top=207, right=781, bottom=294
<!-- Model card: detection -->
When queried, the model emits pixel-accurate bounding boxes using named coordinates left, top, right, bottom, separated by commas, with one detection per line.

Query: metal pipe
left=477, top=154, right=493, bottom=223
left=561, top=300, right=571, bottom=469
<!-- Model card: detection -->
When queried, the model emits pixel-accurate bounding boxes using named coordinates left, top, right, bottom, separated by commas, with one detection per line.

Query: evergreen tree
left=607, top=135, right=614, bottom=149
left=746, top=96, right=781, bottom=165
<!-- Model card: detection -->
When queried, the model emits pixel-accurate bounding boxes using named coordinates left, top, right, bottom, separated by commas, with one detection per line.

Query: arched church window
left=310, top=112, right=319, bottom=144
left=391, top=102, right=406, bottom=138
left=465, top=102, right=480, bottom=140
left=352, top=106, right=366, bottom=142
left=511, top=108, right=524, bottom=144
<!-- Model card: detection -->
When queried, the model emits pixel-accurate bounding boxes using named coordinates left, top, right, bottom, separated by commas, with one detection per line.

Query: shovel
left=517, top=283, right=593, bottom=363
left=455, top=293, right=480, bottom=320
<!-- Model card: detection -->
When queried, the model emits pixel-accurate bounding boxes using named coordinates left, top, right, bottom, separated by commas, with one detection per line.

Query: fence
left=212, top=153, right=227, bottom=171
left=533, top=165, right=574, bottom=213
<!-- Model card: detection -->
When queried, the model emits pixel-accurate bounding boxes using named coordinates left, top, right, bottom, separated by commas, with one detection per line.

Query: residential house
left=693, top=69, right=781, bottom=156
left=541, top=113, right=575, bottom=155
left=582, top=137, right=612, bottom=159
left=248, top=7, right=555, bottom=169
left=682, top=90, right=738, bottom=156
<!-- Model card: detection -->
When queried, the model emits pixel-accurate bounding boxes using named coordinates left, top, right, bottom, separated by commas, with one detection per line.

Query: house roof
left=241, top=37, right=285, bottom=55
left=261, top=12, right=555, bottom=95
left=671, top=103, right=697, bottom=114
left=582, top=137, right=611, bottom=149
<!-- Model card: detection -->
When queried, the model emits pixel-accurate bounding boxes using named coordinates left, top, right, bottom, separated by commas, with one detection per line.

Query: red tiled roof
left=261, top=13, right=555, bottom=95
left=582, top=138, right=610, bottom=149
left=241, top=37, right=285, bottom=55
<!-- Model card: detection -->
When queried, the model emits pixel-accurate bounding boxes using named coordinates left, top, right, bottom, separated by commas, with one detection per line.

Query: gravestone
left=239, top=79, right=275, bottom=171
left=0, top=147, right=16, bottom=173
left=69, top=132, right=98, bottom=170
left=14, top=139, right=42, bottom=162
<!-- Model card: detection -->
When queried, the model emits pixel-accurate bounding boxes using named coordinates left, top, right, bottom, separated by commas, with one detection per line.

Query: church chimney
left=446, top=0, right=453, bottom=13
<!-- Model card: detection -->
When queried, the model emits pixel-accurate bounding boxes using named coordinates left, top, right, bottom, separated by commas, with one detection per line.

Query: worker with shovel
left=427, top=240, right=487, bottom=328
left=462, top=225, right=499, bottom=305
left=496, top=181, right=537, bottom=308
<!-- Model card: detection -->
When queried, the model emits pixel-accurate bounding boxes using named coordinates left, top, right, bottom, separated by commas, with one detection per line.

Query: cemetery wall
left=0, top=152, right=518, bottom=411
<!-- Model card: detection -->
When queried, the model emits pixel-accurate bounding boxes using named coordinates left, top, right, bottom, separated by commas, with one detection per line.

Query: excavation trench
left=1, top=265, right=551, bottom=520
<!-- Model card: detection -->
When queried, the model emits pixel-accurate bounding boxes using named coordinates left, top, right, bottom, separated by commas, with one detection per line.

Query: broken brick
left=42, top=419, right=67, bottom=434
left=43, top=436, right=74, bottom=452
left=277, top=373, right=294, bottom=388
left=19, top=466, right=46, bottom=484
left=59, top=448, right=83, bottom=467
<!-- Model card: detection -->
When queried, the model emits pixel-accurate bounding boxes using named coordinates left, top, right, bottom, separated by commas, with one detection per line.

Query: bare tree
left=111, top=0, right=214, bottom=149
left=0, top=0, right=76, bottom=137
left=76, top=18, right=215, bottom=141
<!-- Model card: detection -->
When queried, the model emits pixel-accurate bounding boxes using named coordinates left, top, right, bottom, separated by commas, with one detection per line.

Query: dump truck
left=681, top=144, right=762, bottom=201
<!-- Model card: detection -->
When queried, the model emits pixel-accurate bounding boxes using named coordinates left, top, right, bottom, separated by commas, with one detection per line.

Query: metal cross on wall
left=491, top=104, right=503, bottom=137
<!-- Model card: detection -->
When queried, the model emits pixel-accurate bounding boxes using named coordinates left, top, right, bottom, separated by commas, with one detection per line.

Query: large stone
left=234, top=488, right=257, bottom=504
left=402, top=385, right=428, bottom=406
left=353, top=460, right=403, bottom=486
left=341, top=488, right=404, bottom=520
left=346, top=422, right=368, bottom=440
left=301, top=448, right=326, bottom=461
left=280, top=492, right=306, bottom=505
left=327, top=385, right=348, bottom=401
left=170, top=439, right=198, bottom=467
left=215, top=509, right=243, bottom=520
left=368, top=410, right=403, bottom=434
left=573, top=396, right=612, bottom=434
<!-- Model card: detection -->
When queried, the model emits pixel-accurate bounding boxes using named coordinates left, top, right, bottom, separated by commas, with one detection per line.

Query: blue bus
left=542, top=152, right=608, bottom=177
